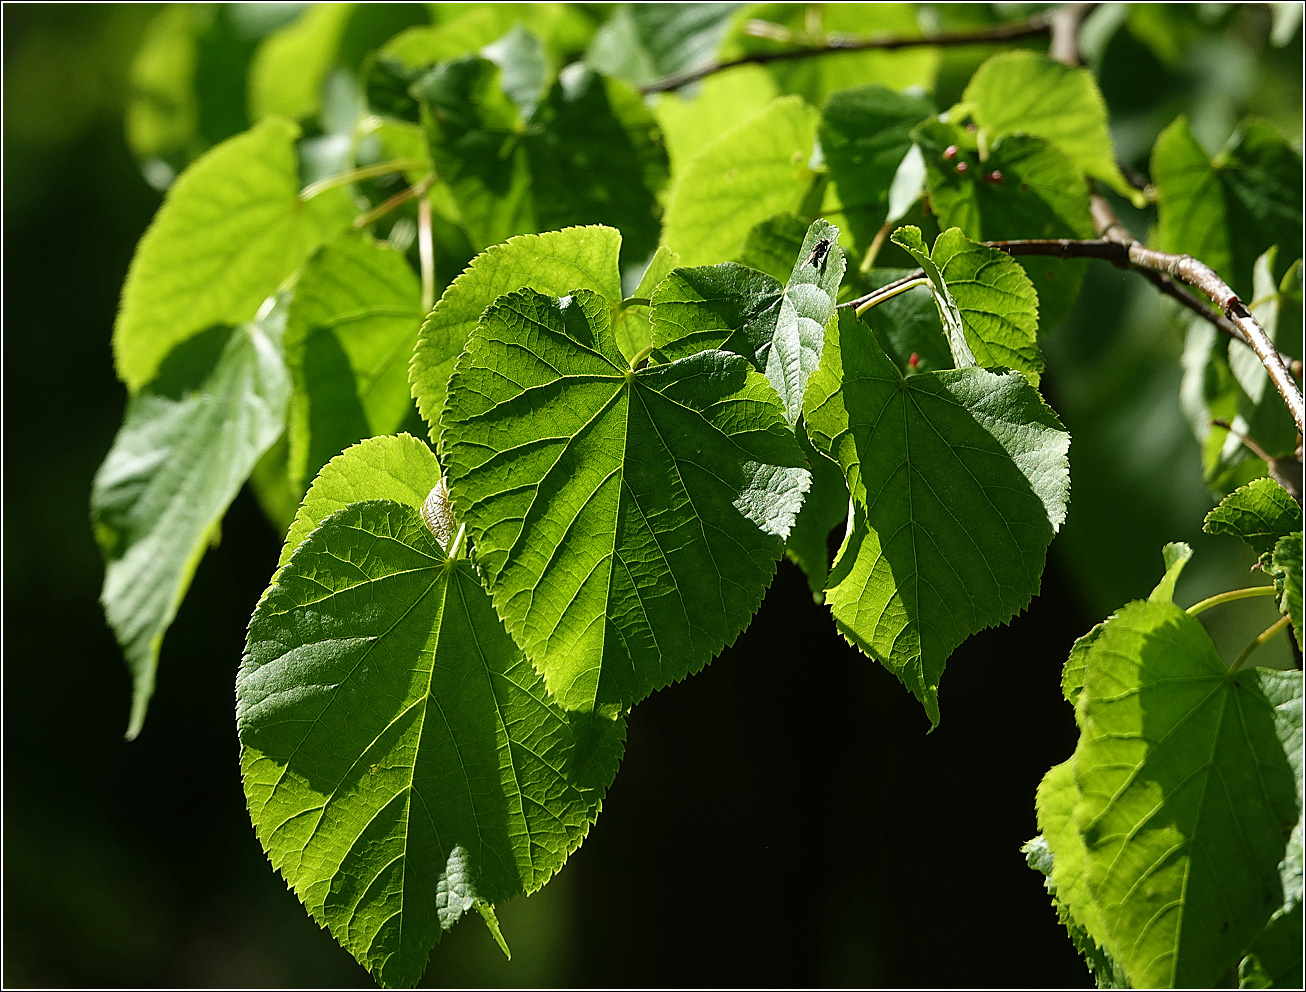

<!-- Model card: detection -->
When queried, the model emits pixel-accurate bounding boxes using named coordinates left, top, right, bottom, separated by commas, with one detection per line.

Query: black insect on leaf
left=806, top=237, right=832, bottom=269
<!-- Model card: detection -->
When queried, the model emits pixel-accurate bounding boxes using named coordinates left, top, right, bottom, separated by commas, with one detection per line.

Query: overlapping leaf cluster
left=93, top=4, right=1303, bottom=988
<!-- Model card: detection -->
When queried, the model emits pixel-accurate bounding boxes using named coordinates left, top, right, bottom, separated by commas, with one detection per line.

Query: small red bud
left=988, top=170, right=1004, bottom=184
left=965, top=123, right=977, bottom=132
left=943, top=144, right=958, bottom=161
left=908, top=352, right=920, bottom=369
left=955, top=161, right=968, bottom=174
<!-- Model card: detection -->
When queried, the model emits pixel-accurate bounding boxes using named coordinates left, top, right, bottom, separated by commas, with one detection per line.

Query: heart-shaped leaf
left=803, top=309, right=1069, bottom=725
left=440, top=288, right=811, bottom=712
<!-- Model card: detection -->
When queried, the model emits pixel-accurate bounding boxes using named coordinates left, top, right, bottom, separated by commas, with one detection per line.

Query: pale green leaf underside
left=114, top=117, right=353, bottom=392
left=285, top=234, right=424, bottom=494
left=661, top=96, right=819, bottom=267
left=94, top=318, right=290, bottom=738
left=440, top=288, right=811, bottom=713
left=410, top=225, right=623, bottom=439
left=652, top=219, right=845, bottom=424
left=803, top=310, right=1069, bottom=725
left=279, top=432, right=444, bottom=569
left=238, top=500, right=624, bottom=988
left=1065, top=600, right=1301, bottom=988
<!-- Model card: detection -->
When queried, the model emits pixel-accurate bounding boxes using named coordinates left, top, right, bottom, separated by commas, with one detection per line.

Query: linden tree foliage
left=97, top=4, right=1303, bottom=987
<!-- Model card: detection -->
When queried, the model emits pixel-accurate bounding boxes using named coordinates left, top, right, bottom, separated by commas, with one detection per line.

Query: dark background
left=3, top=4, right=1299, bottom=987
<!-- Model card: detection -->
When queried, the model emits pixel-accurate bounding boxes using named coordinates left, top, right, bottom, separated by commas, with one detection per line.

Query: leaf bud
left=421, top=479, right=458, bottom=551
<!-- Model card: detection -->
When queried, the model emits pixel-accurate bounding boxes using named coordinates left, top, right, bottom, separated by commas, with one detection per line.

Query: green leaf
left=612, top=245, right=679, bottom=364
left=415, top=59, right=667, bottom=259
left=279, top=433, right=444, bottom=569
left=284, top=235, right=424, bottom=495
left=482, top=25, right=548, bottom=117
left=1203, top=476, right=1303, bottom=560
left=785, top=424, right=850, bottom=601
left=737, top=213, right=811, bottom=283
left=1030, top=764, right=1129, bottom=988
left=1270, top=531, right=1303, bottom=648
left=114, top=117, right=354, bottom=393
left=526, top=66, right=669, bottom=264
left=440, top=288, right=811, bottom=713
left=1150, top=540, right=1194, bottom=605
left=653, top=65, right=779, bottom=176
left=586, top=2, right=743, bottom=88
left=819, top=85, right=935, bottom=250
left=652, top=219, right=845, bottom=423
left=238, top=499, right=624, bottom=987
left=915, top=121, right=1093, bottom=330
left=961, top=50, right=1135, bottom=199
left=1152, top=117, right=1304, bottom=299
left=1063, top=600, right=1301, bottom=987
left=662, top=96, right=820, bottom=267
left=410, top=225, right=623, bottom=438
left=890, top=226, right=1042, bottom=379
left=415, top=55, right=532, bottom=248
left=1240, top=902, right=1304, bottom=989
left=93, top=311, right=290, bottom=739
left=247, top=3, right=352, bottom=123
left=803, top=310, right=1070, bottom=725
left=382, top=4, right=593, bottom=73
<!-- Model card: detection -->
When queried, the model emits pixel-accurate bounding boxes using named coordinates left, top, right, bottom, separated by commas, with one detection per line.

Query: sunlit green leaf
left=410, top=225, right=623, bottom=437
left=662, top=96, right=819, bottom=266
left=652, top=219, right=845, bottom=423
left=962, top=50, right=1135, bottom=199
left=280, top=433, right=444, bottom=569
left=653, top=65, right=779, bottom=177
left=1029, top=764, right=1129, bottom=988
left=1061, top=600, right=1301, bottom=987
left=94, top=309, right=290, bottom=738
left=284, top=235, right=424, bottom=494
left=113, top=117, right=354, bottom=393
left=441, top=288, right=810, bottom=713
left=239, top=498, right=624, bottom=987
left=803, top=310, right=1069, bottom=725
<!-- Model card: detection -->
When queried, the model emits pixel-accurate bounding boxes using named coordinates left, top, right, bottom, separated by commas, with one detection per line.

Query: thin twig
left=639, top=11, right=1056, bottom=94
left=1229, top=615, right=1292, bottom=672
left=299, top=159, right=428, bottom=201
left=840, top=271, right=926, bottom=311
left=1043, top=11, right=1304, bottom=437
left=1046, top=3, right=1099, bottom=66
left=352, top=172, right=437, bottom=230
left=986, top=238, right=1306, bottom=435
left=1187, top=584, right=1277, bottom=616
left=418, top=194, right=435, bottom=312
